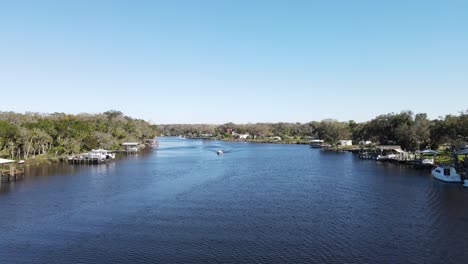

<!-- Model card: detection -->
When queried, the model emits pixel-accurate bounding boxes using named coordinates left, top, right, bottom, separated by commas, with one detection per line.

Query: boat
left=217, top=149, right=223, bottom=155
left=431, top=165, right=461, bottom=183
left=421, top=158, right=435, bottom=165
left=358, top=151, right=375, bottom=159
left=416, top=149, right=437, bottom=166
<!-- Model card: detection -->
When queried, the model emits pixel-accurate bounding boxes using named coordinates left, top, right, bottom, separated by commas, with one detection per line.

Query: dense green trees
left=0, top=111, right=158, bottom=159
left=159, top=110, right=468, bottom=151
left=1, top=110, right=466, bottom=160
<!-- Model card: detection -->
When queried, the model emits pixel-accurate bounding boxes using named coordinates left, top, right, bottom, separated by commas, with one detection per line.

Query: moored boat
left=431, top=165, right=461, bottom=183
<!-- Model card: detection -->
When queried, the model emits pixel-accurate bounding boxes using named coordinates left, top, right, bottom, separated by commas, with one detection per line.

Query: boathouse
left=310, top=139, right=325, bottom=148
left=0, top=158, right=15, bottom=175
left=122, top=142, right=139, bottom=152
left=376, top=145, right=402, bottom=151
left=0, top=158, right=24, bottom=182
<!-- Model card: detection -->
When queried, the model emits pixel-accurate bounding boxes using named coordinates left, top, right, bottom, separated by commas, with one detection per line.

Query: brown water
left=1, top=138, right=467, bottom=263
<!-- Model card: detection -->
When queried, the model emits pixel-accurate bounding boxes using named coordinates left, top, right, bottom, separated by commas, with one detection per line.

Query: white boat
left=421, top=158, right=435, bottom=165
left=431, top=165, right=461, bottom=183
left=217, top=150, right=223, bottom=155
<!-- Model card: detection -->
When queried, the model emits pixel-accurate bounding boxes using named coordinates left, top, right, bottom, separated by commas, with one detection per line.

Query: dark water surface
left=1, top=138, right=467, bottom=263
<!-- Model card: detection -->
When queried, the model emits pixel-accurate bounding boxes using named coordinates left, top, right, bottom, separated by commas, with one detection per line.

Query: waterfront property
left=415, top=149, right=438, bottom=166
left=145, top=138, right=159, bottom=148
left=122, top=142, right=139, bottom=152
left=238, top=134, right=249, bottom=139
left=309, top=139, right=325, bottom=148
left=338, top=140, right=353, bottom=146
left=68, top=149, right=116, bottom=164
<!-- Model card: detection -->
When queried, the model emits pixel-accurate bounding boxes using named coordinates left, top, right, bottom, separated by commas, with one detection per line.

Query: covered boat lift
left=416, top=149, right=438, bottom=166
left=0, top=158, right=24, bottom=182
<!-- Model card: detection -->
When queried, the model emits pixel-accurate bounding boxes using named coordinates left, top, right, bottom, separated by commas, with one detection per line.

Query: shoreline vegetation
left=1, top=109, right=467, bottom=165
left=159, top=110, right=467, bottom=150
left=0, top=110, right=158, bottom=165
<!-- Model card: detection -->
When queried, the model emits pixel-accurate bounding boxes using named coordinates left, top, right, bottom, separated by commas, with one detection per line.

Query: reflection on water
left=0, top=137, right=467, bottom=264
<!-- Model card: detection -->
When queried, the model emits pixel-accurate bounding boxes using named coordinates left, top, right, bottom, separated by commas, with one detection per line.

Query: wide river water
left=1, top=138, right=467, bottom=263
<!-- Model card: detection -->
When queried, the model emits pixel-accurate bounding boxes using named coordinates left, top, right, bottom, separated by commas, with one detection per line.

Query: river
left=1, top=137, right=467, bottom=263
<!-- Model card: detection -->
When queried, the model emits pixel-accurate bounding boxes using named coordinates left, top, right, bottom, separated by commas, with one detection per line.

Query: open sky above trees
left=1, top=1, right=467, bottom=123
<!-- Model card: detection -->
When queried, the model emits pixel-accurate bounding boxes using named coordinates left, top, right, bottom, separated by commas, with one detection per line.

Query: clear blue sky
left=0, top=0, right=467, bottom=124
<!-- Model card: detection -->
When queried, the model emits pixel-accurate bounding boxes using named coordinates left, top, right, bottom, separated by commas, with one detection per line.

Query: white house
left=238, top=134, right=249, bottom=139
left=359, top=140, right=372, bottom=145
left=338, top=140, right=353, bottom=146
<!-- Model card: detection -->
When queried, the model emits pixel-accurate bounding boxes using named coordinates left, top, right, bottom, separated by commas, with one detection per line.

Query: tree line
left=0, top=110, right=158, bottom=159
left=158, top=110, right=468, bottom=151
left=1, top=110, right=466, bottom=160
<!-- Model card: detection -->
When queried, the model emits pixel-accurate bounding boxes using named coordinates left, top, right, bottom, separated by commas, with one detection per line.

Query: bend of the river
left=1, top=138, right=467, bottom=264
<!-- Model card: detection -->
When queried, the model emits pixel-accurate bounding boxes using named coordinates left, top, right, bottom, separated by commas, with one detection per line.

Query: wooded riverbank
left=0, top=110, right=158, bottom=162
left=161, top=110, right=467, bottom=152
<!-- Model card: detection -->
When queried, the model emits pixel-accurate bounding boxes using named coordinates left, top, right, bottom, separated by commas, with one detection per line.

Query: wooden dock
left=0, top=169, right=24, bottom=182
left=67, top=157, right=112, bottom=165
left=0, top=159, right=25, bottom=183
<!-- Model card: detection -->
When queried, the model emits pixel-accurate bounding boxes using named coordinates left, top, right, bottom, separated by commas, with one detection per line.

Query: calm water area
left=1, top=137, right=467, bottom=263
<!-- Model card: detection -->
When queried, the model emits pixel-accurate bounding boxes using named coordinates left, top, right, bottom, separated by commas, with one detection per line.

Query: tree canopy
left=158, top=110, right=468, bottom=151
left=0, top=111, right=158, bottom=159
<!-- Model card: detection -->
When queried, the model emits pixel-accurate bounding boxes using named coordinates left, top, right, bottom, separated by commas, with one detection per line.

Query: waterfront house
left=238, top=134, right=250, bottom=139
left=359, top=140, right=372, bottom=146
left=338, top=140, right=353, bottom=146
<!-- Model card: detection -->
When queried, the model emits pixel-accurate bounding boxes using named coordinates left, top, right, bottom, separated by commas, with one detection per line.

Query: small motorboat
left=217, top=149, right=223, bottom=155
left=431, top=165, right=461, bottom=183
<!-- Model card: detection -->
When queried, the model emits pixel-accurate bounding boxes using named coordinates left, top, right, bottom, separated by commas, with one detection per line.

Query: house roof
left=122, top=142, right=139, bottom=146
left=417, top=149, right=438, bottom=155
left=376, top=145, right=402, bottom=150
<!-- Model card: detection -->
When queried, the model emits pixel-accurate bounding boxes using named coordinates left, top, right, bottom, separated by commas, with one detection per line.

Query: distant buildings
left=338, top=140, right=353, bottom=146
left=238, top=134, right=250, bottom=139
